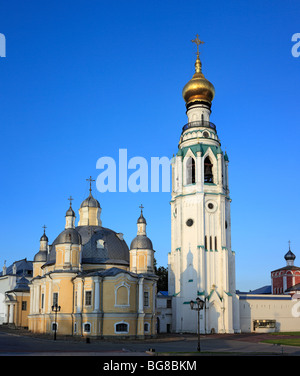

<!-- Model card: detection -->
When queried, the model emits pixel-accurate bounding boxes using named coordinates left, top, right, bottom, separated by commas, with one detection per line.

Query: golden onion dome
left=182, top=54, right=215, bottom=106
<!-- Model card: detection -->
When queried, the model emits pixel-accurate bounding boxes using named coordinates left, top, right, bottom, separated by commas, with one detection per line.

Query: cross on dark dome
left=86, top=176, right=95, bottom=193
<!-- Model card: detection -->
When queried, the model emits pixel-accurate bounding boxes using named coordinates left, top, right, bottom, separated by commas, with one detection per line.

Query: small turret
left=33, top=226, right=48, bottom=277
left=78, top=176, right=102, bottom=226
left=65, top=196, right=76, bottom=229
left=285, top=241, right=296, bottom=267
left=130, top=205, right=155, bottom=274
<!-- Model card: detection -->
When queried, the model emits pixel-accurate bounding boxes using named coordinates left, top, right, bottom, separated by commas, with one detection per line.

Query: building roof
left=34, top=250, right=47, bottom=262
left=130, top=235, right=153, bottom=250
left=248, top=285, right=272, bottom=294
left=271, top=265, right=300, bottom=273
left=285, top=283, right=300, bottom=292
left=157, top=291, right=170, bottom=297
left=12, top=276, right=30, bottom=292
left=80, top=192, right=100, bottom=208
left=45, top=225, right=129, bottom=267
left=55, top=228, right=82, bottom=245
left=82, top=267, right=138, bottom=278
left=0, top=258, right=33, bottom=277
left=285, top=249, right=296, bottom=261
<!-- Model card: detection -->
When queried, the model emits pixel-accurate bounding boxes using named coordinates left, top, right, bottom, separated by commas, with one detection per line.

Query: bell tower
left=168, top=36, right=240, bottom=334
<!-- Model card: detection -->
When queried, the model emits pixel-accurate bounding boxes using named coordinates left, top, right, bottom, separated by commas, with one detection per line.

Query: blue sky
left=0, top=0, right=300, bottom=292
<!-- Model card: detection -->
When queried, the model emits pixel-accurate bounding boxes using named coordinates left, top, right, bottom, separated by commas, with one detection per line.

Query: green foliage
left=154, top=258, right=168, bottom=292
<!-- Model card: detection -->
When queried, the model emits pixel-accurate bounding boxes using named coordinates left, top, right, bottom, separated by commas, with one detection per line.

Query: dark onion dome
left=80, top=192, right=100, bottom=208
left=40, top=233, right=48, bottom=242
left=45, top=226, right=129, bottom=267
left=137, top=211, right=146, bottom=224
left=66, top=205, right=75, bottom=217
left=34, top=250, right=47, bottom=262
left=130, top=235, right=153, bottom=250
left=285, top=250, right=296, bottom=261
left=55, top=228, right=81, bottom=245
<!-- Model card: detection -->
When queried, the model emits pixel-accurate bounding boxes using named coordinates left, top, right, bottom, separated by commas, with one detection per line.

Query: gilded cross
left=139, top=204, right=144, bottom=213
left=42, top=225, right=47, bottom=233
left=191, top=34, right=204, bottom=55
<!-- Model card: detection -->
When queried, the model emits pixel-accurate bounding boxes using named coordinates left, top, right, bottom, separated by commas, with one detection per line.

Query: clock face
left=186, top=218, right=194, bottom=227
left=208, top=203, right=214, bottom=209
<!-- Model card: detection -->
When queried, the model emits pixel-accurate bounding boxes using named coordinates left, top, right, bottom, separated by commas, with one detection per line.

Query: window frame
left=83, top=322, right=91, bottom=333
left=186, top=156, right=196, bottom=185
left=115, top=321, right=129, bottom=334
left=85, top=291, right=92, bottom=306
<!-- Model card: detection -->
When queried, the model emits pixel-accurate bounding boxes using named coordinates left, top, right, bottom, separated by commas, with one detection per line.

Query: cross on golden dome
left=191, top=34, right=204, bottom=56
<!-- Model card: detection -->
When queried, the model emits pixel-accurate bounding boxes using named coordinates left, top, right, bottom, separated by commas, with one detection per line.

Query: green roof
left=177, top=144, right=223, bottom=159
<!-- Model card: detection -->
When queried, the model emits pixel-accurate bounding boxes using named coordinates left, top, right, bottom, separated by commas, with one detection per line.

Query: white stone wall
left=239, top=294, right=300, bottom=332
left=0, top=275, right=17, bottom=324
left=156, top=296, right=172, bottom=333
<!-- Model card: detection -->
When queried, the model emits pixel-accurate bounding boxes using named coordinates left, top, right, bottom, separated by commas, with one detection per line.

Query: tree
left=154, top=258, right=168, bottom=291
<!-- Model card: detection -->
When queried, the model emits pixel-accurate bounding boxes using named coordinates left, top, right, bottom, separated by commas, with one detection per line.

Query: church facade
left=28, top=186, right=158, bottom=338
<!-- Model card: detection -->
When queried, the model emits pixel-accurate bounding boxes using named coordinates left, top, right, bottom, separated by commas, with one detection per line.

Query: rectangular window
left=210, top=236, right=212, bottom=250
left=215, top=236, right=217, bottom=250
left=144, top=291, right=149, bottom=307
left=41, top=294, right=44, bottom=309
left=116, top=323, right=128, bottom=333
left=22, top=301, right=27, bottom=311
left=85, top=291, right=92, bottom=306
left=205, top=236, right=207, bottom=250
left=53, top=292, right=58, bottom=307
left=75, top=291, right=77, bottom=308
left=167, top=299, right=172, bottom=308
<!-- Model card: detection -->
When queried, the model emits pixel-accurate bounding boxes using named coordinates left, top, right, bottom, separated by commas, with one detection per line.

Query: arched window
left=83, top=323, right=91, bottom=333
left=186, top=157, right=196, bottom=185
left=204, top=157, right=213, bottom=183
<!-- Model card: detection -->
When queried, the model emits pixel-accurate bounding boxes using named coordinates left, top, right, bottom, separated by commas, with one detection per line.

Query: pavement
left=0, top=326, right=300, bottom=356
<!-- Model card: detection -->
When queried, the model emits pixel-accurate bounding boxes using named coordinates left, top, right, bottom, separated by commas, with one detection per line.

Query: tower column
left=94, top=278, right=100, bottom=312
left=137, top=277, right=145, bottom=337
